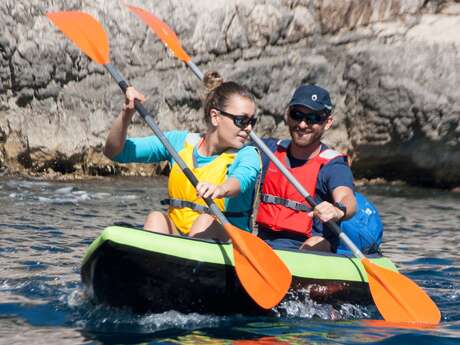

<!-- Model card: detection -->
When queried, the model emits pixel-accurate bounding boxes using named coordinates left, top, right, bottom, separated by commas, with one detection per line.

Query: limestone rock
left=0, top=0, right=459, bottom=188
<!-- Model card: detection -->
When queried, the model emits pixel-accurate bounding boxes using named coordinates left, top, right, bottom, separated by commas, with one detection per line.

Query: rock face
left=0, top=0, right=459, bottom=188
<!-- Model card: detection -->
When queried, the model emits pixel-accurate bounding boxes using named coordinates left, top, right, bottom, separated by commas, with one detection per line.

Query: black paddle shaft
left=113, top=75, right=226, bottom=224
left=186, top=60, right=359, bottom=254
left=114, top=71, right=349, bottom=249
left=248, top=132, right=362, bottom=255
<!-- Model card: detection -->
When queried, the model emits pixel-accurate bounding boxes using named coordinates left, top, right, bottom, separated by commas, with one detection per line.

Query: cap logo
left=312, top=94, right=318, bottom=101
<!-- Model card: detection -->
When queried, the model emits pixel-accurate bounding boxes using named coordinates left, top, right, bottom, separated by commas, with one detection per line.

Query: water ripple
left=1, top=177, right=459, bottom=343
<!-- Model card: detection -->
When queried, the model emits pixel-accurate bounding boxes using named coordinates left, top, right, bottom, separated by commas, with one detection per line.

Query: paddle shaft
left=187, top=61, right=204, bottom=80
left=185, top=61, right=363, bottom=257
left=105, top=63, right=228, bottom=225
left=250, top=134, right=363, bottom=256
left=106, top=62, right=284, bottom=292
left=123, top=7, right=362, bottom=256
left=125, top=6, right=441, bottom=323
left=188, top=41, right=439, bottom=326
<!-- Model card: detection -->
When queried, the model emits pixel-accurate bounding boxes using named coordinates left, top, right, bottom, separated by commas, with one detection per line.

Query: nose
left=297, top=119, right=309, bottom=128
left=242, top=119, right=255, bottom=131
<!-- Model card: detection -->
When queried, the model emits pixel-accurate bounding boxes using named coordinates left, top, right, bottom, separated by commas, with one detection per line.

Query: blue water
left=0, top=177, right=459, bottom=344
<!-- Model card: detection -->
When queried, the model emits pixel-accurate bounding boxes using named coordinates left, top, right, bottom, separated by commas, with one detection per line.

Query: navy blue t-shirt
left=256, top=138, right=355, bottom=249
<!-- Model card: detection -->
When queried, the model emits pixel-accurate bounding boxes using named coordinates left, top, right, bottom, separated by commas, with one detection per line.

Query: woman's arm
left=196, top=146, right=261, bottom=199
left=103, top=87, right=145, bottom=159
left=196, top=177, right=241, bottom=199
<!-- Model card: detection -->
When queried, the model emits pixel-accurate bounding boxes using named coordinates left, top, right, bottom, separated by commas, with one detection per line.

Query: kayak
left=81, top=225, right=397, bottom=314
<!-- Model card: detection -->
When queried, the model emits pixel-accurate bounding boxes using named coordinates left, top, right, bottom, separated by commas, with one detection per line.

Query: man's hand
left=308, top=201, right=344, bottom=222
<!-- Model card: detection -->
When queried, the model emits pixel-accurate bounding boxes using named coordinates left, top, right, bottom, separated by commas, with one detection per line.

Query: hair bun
left=203, top=71, right=224, bottom=91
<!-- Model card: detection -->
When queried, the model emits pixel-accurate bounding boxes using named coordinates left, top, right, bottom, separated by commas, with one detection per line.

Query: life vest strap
left=161, top=199, right=252, bottom=218
left=260, top=194, right=311, bottom=212
left=162, top=198, right=210, bottom=214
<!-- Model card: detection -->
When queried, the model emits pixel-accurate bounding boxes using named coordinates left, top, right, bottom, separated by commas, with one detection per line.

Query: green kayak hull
left=81, top=225, right=397, bottom=314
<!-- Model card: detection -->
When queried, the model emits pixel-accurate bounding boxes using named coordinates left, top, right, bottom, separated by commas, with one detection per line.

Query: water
left=0, top=177, right=459, bottom=344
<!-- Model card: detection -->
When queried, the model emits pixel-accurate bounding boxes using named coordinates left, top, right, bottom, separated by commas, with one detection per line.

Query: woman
left=104, top=72, right=260, bottom=240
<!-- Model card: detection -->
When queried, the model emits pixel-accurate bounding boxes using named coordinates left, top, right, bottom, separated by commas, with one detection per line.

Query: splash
left=66, top=286, right=230, bottom=333
left=274, top=288, right=372, bottom=320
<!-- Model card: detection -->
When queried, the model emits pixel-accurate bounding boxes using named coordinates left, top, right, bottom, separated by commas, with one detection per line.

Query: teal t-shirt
left=114, top=131, right=261, bottom=231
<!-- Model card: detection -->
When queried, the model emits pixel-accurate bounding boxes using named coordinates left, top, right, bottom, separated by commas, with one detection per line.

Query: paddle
left=127, top=6, right=441, bottom=325
left=47, top=11, right=291, bottom=310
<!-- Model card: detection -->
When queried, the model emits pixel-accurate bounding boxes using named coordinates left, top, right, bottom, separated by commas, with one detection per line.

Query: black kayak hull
left=81, top=226, right=397, bottom=314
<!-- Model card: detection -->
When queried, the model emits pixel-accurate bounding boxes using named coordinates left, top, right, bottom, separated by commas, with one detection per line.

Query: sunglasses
left=288, top=109, right=329, bottom=125
left=215, top=108, right=257, bottom=129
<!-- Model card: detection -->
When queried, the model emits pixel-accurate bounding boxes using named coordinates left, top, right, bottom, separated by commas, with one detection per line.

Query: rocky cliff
left=1, top=0, right=459, bottom=188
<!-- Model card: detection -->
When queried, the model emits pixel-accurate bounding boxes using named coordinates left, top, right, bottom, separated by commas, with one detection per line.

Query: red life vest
left=256, top=141, right=345, bottom=237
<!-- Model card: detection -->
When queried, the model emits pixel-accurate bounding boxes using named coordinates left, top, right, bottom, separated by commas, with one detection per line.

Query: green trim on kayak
left=82, top=226, right=398, bottom=283
left=82, top=226, right=234, bottom=266
left=276, top=250, right=397, bottom=281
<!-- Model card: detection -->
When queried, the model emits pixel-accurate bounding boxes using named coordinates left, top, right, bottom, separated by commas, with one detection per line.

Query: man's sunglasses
left=288, top=109, right=329, bottom=125
left=215, top=108, right=257, bottom=129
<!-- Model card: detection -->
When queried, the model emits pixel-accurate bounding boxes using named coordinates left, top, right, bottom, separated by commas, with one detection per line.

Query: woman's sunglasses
left=215, top=108, right=257, bottom=129
left=289, top=109, right=329, bottom=125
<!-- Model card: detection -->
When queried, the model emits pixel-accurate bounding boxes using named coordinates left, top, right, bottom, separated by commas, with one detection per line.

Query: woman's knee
left=190, top=215, right=228, bottom=241
left=144, top=211, right=174, bottom=234
left=189, top=214, right=215, bottom=236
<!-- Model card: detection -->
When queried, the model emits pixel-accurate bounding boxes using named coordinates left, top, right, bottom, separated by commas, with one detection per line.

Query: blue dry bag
left=336, top=192, right=383, bottom=255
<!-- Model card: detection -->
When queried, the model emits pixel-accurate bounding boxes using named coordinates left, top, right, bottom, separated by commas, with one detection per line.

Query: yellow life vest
left=167, top=134, right=236, bottom=234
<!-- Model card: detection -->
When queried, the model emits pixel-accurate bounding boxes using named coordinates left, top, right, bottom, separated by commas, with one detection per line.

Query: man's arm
left=331, top=186, right=357, bottom=220
left=309, top=157, right=357, bottom=223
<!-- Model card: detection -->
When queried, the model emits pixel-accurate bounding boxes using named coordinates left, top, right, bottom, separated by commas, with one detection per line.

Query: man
left=256, top=84, right=357, bottom=252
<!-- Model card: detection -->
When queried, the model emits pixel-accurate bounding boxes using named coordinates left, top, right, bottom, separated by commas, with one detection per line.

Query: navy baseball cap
left=288, top=84, right=333, bottom=113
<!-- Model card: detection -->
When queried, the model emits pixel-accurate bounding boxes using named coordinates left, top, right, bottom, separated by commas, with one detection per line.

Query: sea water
left=0, top=177, right=459, bottom=344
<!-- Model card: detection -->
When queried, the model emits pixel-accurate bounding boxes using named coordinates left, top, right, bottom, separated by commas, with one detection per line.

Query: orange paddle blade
left=224, top=224, right=292, bottom=309
left=362, top=258, right=441, bottom=325
left=47, top=11, right=110, bottom=65
left=127, top=5, right=191, bottom=63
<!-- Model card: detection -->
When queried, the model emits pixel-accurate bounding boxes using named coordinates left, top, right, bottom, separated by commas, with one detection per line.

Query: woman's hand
left=196, top=182, right=228, bottom=199
left=308, top=201, right=344, bottom=223
left=122, top=86, right=145, bottom=120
